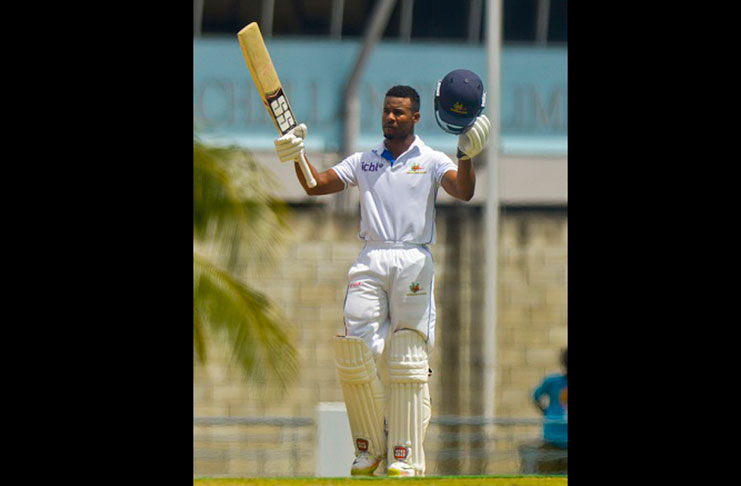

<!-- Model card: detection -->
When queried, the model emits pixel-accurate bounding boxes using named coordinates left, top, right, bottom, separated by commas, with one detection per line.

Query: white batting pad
left=333, top=335, right=387, bottom=459
left=387, top=329, right=430, bottom=475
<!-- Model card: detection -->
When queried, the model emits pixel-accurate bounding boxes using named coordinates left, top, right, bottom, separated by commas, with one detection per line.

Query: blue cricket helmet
left=434, top=69, right=486, bottom=134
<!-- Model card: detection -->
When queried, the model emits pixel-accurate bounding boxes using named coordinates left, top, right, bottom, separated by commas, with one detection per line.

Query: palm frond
left=193, top=141, right=248, bottom=241
left=193, top=140, right=290, bottom=273
left=193, top=299, right=207, bottom=365
left=194, top=135, right=297, bottom=392
left=193, top=253, right=298, bottom=390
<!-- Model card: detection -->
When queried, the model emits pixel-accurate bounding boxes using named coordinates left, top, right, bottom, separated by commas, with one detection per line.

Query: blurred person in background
left=530, top=347, right=568, bottom=473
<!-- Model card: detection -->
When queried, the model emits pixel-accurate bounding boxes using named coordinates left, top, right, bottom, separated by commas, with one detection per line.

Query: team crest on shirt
left=407, top=164, right=427, bottom=174
left=407, top=282, right=427, bottom=296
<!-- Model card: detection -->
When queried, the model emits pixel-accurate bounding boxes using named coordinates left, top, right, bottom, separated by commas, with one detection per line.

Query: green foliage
left=193, top=137, right=297, bottom=390
left=193, top=139, right=290, bottom=271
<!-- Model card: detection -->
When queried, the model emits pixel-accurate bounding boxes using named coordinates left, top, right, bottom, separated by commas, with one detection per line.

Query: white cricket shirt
left=330, top=135, right=458, bottom=244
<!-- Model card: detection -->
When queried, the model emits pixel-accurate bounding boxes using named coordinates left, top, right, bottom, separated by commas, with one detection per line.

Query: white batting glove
left=274, top=123, right=308, bottom=163
left=457, top=115, right=491, bottom=160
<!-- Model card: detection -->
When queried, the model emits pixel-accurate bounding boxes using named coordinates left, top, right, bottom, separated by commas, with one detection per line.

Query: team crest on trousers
left=407, top=282, right=427, bottom=296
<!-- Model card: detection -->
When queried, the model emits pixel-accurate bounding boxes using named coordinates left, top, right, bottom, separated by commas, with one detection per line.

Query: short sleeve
left=533, top=379, right=546, bottom=400
left=433, top=152, right=458, bottom=186
left=330, top=152, right=361, bottom=187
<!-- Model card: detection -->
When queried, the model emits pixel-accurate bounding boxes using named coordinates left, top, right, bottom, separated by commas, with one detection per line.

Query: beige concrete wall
left=496, top=209, right=568, bottom=416
left=193, top=204, right=567, bottom=475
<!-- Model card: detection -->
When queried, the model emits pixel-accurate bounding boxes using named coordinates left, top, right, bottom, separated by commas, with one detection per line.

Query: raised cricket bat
left=238, top=22, right=317, bottom=188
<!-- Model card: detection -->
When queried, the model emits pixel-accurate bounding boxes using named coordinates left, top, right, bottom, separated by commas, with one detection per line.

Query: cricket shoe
left=387, top=460, right=416, bottom=477
left=350, top=452, right=383, bottom=476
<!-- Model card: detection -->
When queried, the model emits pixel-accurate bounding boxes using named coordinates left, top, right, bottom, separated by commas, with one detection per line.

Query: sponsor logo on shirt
left=361, top=161, right=384, bottom=172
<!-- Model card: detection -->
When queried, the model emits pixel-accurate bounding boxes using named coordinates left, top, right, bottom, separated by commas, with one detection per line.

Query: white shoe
left=387, top=460, right=416, bottom=477
left=351, top=452, right=383, bottom=476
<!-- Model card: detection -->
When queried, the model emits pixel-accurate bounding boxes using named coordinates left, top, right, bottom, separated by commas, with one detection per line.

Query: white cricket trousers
left=342, top=241, right=437, bottom=359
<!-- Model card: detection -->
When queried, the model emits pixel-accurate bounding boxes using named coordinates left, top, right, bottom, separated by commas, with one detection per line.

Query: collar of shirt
left=371, top=135, right=424, bottom=166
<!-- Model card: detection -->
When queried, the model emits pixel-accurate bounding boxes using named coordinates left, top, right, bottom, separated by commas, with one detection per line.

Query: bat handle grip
left=297, top=150, right=317, bottom=188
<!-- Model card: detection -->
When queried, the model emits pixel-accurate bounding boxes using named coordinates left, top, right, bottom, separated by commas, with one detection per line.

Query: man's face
left=382, top=96, right=419, bottom=140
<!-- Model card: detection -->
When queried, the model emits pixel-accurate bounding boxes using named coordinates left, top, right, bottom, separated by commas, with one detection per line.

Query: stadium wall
left=193, top=204, right=567, bottom=474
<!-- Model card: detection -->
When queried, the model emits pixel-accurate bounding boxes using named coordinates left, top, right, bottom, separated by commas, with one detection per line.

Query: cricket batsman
left=273, top=69, right=491, bottom=476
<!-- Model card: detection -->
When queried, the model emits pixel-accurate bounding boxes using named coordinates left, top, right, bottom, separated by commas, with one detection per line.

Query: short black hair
left=385, top=85, right=420, bottom=113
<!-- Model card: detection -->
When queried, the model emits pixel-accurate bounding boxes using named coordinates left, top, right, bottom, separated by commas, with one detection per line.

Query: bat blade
left=237, top=22, right=317, bottom=188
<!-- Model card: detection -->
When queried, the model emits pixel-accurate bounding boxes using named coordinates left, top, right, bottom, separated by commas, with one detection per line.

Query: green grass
left=193, top=476, right=567, bottom=486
